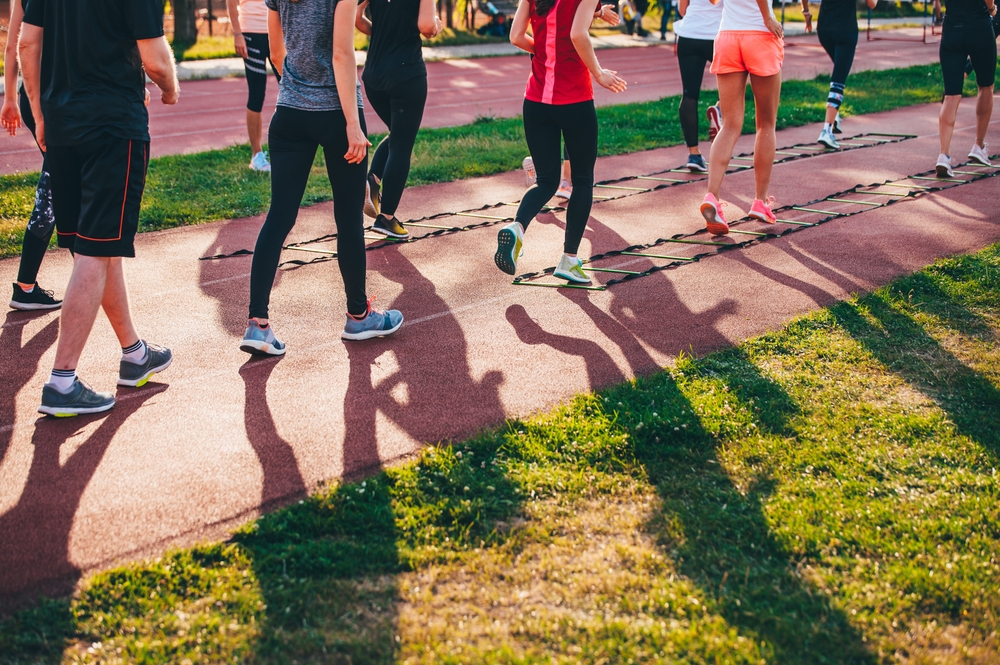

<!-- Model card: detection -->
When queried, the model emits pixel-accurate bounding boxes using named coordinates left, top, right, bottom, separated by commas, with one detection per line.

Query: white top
left=673, top=0, right=723, bottom=39
left=718, top=0, right=774, bottom=32
left=238, top=0, right=270, bottom=34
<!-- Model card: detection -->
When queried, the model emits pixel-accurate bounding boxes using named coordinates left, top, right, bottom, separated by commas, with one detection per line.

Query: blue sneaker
left=342, top=297, right=403, bottom=341
left=118, top=341, right=173, bottom=387
left=240, top=321, right=287, bottom=356
left=38, top=378, right=115, bottom=417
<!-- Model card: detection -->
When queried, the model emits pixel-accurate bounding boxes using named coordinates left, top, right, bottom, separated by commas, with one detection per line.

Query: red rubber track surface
left=0, top=31, right=940, bottom=175
left=0, top=101, right=997, bottom=607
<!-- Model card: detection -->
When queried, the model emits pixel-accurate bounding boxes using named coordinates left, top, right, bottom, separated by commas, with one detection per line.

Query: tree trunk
left=172, top=0, right=198, bottom=44
left=443, top=0, right=454, bottom=28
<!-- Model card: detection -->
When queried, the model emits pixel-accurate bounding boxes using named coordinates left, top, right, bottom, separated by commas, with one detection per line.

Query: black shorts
left=940, top=16, right=997, bottom=95
left=47, top=134, right=149, bottom=257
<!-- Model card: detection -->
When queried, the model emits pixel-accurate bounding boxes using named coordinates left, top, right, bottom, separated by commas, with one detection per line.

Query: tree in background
left=171, top=0, right=198, bottom=45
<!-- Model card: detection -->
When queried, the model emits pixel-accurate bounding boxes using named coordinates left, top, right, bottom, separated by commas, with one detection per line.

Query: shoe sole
left=365, top=177, right=380, bottom=218
left=700, top=202, right=729, bottom=235
left=239, top=340, right=287, bottom=356
left=554, top=191, right=572, bottom=200
left=818, top=137, right=839, bottom=150
left=553, top=269, right=592, bottom=285
left=341, top=317, right=404, bottom=341
left=707, top=107, right=721, bottom=141
left=39, top=401, right=116, bottom=417
left=522, top=160, right=536, bottom=187
left=968, top=155, right=992, bottom=167
left=687, top=163, right=708, bottom=173
left=495, top=229, right=519, bottom=275
left=363, top=200, right=378, bottom=218
left=118, top=357, right=173, bottom=387
left=935, top=164, right=954, bottom=178
left=9, top=300, right=62, bottom=311
left=748, top=211, right=777, bottom=224
left=370, top=225, right=409, bottom=240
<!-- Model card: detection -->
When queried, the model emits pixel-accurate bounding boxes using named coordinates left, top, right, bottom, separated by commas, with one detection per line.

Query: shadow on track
left=0, top=312, right=58, bottom=466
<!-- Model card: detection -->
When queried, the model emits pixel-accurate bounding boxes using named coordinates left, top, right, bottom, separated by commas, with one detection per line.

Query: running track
left=0, top=30, right=941, bottom=175
left=1, top=101, right=997, bottom=606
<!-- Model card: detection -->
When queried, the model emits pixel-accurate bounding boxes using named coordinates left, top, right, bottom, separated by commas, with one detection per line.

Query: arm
left=355, top=0, right=372, bottom=35
left=227, top=0, right=249, bottom=58
left=136, top=36, right=180, bottom=104
left=333, top=0, right=370, bottom=164
left=866, top=0, right=878, bottom=8
left=678, top=0, right=688, bottom=16
left=595, top=3, right=621, bottom=25
left=267, top=8, right=285, bottom=77
left=509, top=0, right=533, bottom=54
left=1, top=0, right=24, bottom=136
left=18, top=22, right=43, bottom=149
left=570, top=0, right=626, bottom=92
left=800, top=0, right=812, bottom=32
left=418, top=0, right=443, bottom=37
left=756, top=0, right=782, bottom=37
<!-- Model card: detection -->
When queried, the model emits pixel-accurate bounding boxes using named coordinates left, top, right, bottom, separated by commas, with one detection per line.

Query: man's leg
left=100, top=257, right=140, bottom=349
left=52, top=255, right=110, bottom=371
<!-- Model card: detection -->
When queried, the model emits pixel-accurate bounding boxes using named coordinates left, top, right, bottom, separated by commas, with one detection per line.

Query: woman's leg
left=365, top=85, right=393, bottom=182
left=243, top=33, right=269, bottom=156
left=975, top=85, right=994, bottom=148
left=677, top=38, right=705, bottom=153
left=966, top=27, right=997, bottom=148
left=321, top=109, right=370, bottom=317
left=749, top=72, right=782, bottom=201
left=825, top=34, right=857, bottom=125
left=938, top=25, right=969, bottom=156
left=515, top=100, right=562, bottom=232
left=248, top=108, right=319, bottom=321
left=16, top=164, right=55, bottom=288
left=376, top=76, right=428, bottom=218
left=706, top=71, right=748, bottom=198
left=557, top=101, right=598, bottom=255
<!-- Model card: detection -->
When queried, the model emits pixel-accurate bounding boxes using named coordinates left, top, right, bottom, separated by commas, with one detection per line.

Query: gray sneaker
left=119, top=341, right=173, bottom=387
left=240, top=322, right=287, bottom=356
left=39, top=378, right=115, bottom=417
left=342, top=298, right=403, bottom=341
left=818, top=127, right=839, bottom=150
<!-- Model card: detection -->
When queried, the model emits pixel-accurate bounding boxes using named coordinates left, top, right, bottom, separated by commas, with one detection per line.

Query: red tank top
left=524, top=0, right=594, bottom=105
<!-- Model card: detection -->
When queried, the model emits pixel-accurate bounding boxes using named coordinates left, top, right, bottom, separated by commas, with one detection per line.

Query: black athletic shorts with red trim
left=47, top=133, right=149, bottom=257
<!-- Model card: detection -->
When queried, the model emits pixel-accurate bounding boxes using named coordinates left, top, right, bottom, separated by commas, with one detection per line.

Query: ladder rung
left=595, top=184, right=651, bottom=191
left=792, top=207, right=845, bottom=215
left=621, top=251, right=697, bottom=261
left=582, top=266, right=644, bottom=275
left=286, top=246, right=337, bottom=255
left=512, top=281, right=605, bottom=291
left=826, top=198, right=884, bottom=206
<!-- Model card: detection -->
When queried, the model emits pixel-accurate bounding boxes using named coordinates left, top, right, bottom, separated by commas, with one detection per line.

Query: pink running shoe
left=748, top=196, right=777, bottom=224
left=700, top=193, right=729, bottom=235
left=707, top=104, right=722, bottom=142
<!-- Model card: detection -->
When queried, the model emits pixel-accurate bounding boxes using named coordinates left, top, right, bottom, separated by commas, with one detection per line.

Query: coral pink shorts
left=711, top=30, right=784, bottom=77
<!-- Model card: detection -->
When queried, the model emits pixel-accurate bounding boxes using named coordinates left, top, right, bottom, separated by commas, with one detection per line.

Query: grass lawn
left=2, top=238, right=998, bottom=663
left=0, top=63, right=979, bottom=259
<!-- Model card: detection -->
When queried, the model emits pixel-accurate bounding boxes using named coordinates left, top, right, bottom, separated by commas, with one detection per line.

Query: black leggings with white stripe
left=243, top=32, right=280, bottom=113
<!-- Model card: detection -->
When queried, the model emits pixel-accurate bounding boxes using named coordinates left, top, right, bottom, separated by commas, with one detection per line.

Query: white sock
left=47, top=368, right=76, bottom=393
left=824, top=123, right=832, bottom=132
left=122, top=339, right=147, bottom=363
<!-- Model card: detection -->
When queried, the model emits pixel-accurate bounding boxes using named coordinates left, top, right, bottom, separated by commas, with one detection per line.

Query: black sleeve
left=23, top=0, right=44, bottom=28
left=126, top=0, right=166, bottom=40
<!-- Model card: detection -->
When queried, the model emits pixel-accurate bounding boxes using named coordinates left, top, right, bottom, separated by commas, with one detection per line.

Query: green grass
left=3, top=241, right=999, bottom=663
left=0, top=62, right=981, bottom=259
left=170, top=35, right=239, bottom=62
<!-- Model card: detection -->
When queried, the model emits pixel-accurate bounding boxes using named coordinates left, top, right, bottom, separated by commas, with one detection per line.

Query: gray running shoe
left=342, top=298, right=403, bottom=341
left=240, top=322, right=287, bottom=356
left=119, top=341, right=172, bottom=387
left=818, top=127, right=839, bottom=150
left=39, top=378, right=115, bottom=417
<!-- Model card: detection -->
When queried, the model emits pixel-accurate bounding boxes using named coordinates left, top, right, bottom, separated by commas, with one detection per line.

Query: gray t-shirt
left=264, top=0, right=363, bottom=111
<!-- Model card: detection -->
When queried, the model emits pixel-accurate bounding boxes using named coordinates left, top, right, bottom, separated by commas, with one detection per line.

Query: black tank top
left=944, top=0, right=991, bottom=22
left=362, top=0, right=427, bottom=90
left=817, top=0, right=859, bottom=32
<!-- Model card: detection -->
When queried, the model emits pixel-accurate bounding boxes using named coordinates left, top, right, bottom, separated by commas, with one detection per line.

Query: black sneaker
left=364, top=173, right=381, bottom=218
left=118, top=341, right=173, bottom=387
left=10, top=282, right=62, bottom=311
left=372, top=214, right=409, bottom=239
left=686, top=154, right=708, bottom=173
left=39, top=378, right=115, bottom=417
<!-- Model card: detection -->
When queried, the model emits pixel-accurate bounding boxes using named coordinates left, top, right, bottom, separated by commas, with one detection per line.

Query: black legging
left=16, top=89, right=55, bottom=286
left=817, top=26, right=858, bottom=109
left=516, top=99, right=598, bottom=255
left=676, top=36, right=714, bottom=148
left=365, top=75, right=428, bottom=216
left=243, top=32, right=280, bottom=113
left=249, top=106, right=370, bottom=318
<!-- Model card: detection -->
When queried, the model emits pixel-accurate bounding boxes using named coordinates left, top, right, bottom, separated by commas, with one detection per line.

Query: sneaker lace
left=364, top=294, right=386, bottom=318
left=38, top=286, right=55, bottom=298
left=761, top=196, right=776, bottom=210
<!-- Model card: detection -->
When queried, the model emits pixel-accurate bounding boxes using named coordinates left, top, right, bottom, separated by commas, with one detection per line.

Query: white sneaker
left=249, top=151, right=271, bottom=172
left=553, top=253, right=591, bottom=284
left=554, top=180, right=573, bottom=200
left=968, top=143, right=991, bottom=167
left=935, top=153, right=954, bottom=178
left=522, top=156, right=536, bottom=187
left=818, top=127, right=839, bottom=150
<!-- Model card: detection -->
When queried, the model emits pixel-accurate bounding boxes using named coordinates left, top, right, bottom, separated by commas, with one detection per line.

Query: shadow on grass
left=829, top=271, right=1000, bottom=458
left=609, top=354, right=875, bottom=665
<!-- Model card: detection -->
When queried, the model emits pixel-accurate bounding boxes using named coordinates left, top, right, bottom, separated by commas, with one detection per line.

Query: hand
left=144, top=88, right=151, bottom=107
left=434, top=16, right=443, bottom=36
left=601, top=4, right=621, bottom=25
left=1, top=100, right=22, bottom=136
left=765, top=15, right=783, bottom=40
left=234, top=33, right=248, bottom=59
left=594, top=68, right=627, bottom=92
left=802, top=10, right=812, bottom=32
left=161, top=87, right=180, bottom=105
left=344, top=120, right=371, bottom=164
